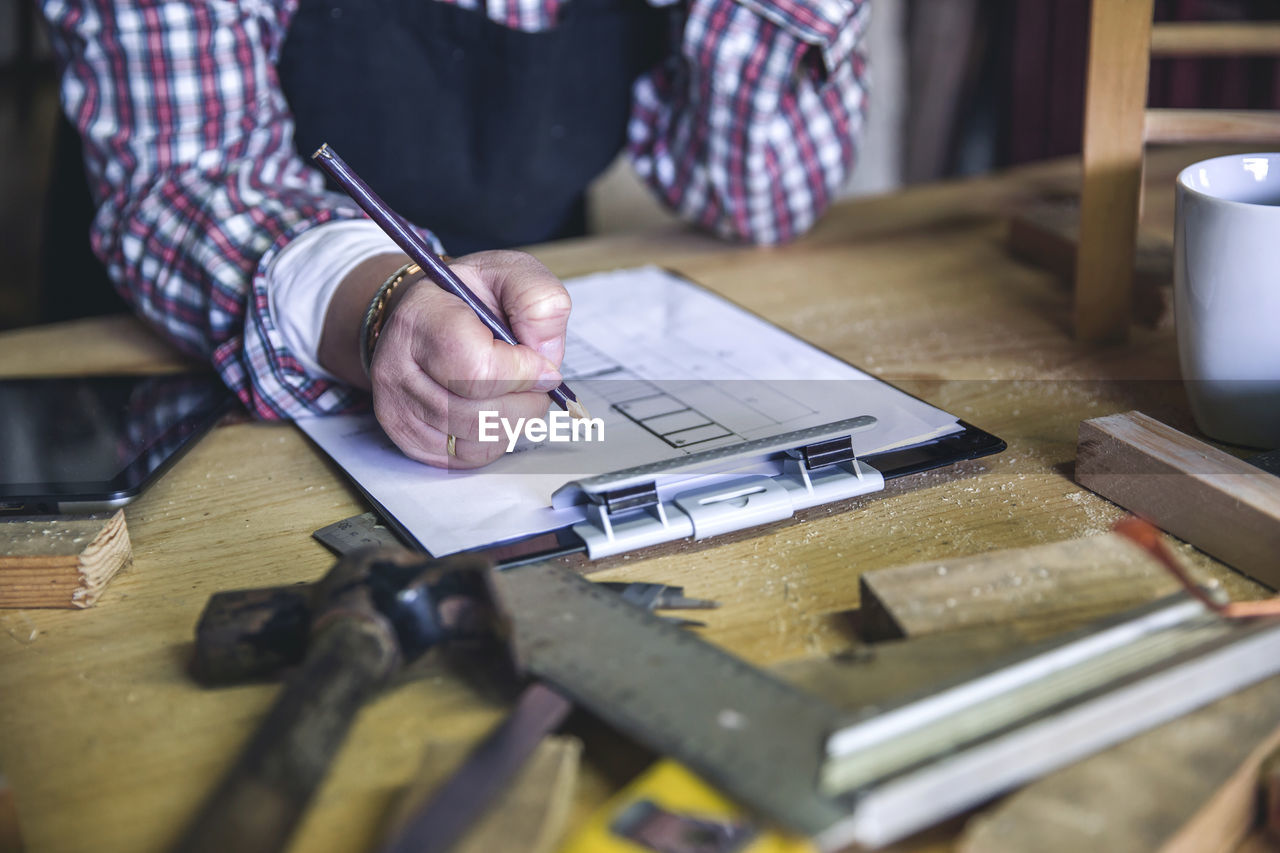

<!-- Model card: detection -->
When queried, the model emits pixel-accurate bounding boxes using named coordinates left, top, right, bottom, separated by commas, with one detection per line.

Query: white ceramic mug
left=1174, top=153, right=1280, bottom=448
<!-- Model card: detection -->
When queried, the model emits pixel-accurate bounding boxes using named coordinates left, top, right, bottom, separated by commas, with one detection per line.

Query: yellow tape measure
left=559, top=760, right=815, bottom=853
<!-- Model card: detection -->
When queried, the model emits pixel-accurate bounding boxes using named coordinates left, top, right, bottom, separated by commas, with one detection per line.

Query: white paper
left=298, top=267, right=962, bottom=554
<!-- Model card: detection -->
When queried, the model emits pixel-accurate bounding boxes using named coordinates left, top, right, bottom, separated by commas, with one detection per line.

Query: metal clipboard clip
left=551, top=417, right=886, bottom=559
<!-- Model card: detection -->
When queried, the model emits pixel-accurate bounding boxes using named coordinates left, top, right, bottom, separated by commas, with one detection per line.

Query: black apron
left=45, top=0, right=670, bottom=321
left=279, top=0, right=674, bottom=254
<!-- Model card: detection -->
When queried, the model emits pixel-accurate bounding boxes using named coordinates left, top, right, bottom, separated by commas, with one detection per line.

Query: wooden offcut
left=857, top=532, right=1181, bottom=642
left=0, top=511, right=132, bottom=608
left=957, top=675, right=1280, bottom=853
left=1077, top=411, right=1280, bottom=590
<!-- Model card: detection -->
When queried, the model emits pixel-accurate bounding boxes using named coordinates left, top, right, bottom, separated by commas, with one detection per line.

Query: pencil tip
left=567, top=400, right=590, bottom=421
left=312, top=143, right=331, bottom=160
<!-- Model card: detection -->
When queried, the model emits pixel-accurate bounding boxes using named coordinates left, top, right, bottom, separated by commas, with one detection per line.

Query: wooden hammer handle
left=172, top=615, right=398, bottom=853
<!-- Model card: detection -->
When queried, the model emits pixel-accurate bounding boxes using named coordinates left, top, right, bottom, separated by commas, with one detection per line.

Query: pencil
left=311, top=144, right=588, bottom=420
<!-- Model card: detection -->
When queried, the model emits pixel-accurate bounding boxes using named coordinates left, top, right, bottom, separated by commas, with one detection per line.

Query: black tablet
left=0, top=373, right=236, bottom=514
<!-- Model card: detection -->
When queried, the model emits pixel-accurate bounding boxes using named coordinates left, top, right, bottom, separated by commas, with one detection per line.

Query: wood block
left=957, top=675, right=1280, bottom=853
left=1077, top=411, right=1280, bottom=590
left=1007, top=198, right=1171, bottom=327
left=857, top=532, right=1180, bottom=642
left=384, top=736, right=581, bottom=853
left=0, top=511, right=132, bottom=608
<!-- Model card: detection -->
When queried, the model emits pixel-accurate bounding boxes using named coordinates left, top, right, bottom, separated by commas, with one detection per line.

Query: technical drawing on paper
left=562, top=334, right=818, bottom=451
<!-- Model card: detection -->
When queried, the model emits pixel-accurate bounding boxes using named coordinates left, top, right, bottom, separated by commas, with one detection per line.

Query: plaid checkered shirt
left=41, top=0, right=868, bottom=418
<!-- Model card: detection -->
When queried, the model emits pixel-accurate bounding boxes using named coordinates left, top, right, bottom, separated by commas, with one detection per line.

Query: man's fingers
left=372, top=382, right=540, bottom=469
left=371, top=348, right=561, bottom=468
left=377, top=364, right=555, bottom=441
left=450, top=251, right=572, bottom=367
left=372, top=407, right=507, bottom=470
left=378, top=280, right=561, bottom=399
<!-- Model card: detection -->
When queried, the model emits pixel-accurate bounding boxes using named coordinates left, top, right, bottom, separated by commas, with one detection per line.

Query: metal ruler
left=499, top=559, right=852, bottom=838
left=313, top=511, right=402, bottom=553
left=315, top=512, right=853, bottom=839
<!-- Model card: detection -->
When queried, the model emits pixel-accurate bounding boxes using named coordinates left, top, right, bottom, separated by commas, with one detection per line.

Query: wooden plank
left=382, top=736, right=581, bottom=853
left=1076, top=411, right=1280, bottom=590
left=1075, top=0, right=1154, bottom=342
left=1150, top=22, right=1280, bottom=57
left=957, top=675, right=1280, bottom=853
left=857, top=533, right=1181, bottom=642
left=0, top=510, right=132, bottom=608
left=1144, top=109, right=1280, bottom=144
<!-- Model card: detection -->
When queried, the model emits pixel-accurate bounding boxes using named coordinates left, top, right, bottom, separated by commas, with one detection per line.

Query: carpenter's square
left=314, top=512, right=849, bottom=852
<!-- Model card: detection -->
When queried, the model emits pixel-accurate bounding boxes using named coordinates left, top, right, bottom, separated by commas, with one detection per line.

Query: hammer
left=173, top=548, right=512, bottom=853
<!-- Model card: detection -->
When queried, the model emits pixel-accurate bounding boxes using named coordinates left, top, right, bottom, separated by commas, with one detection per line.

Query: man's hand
left=318, top=250, right=571, bottom=468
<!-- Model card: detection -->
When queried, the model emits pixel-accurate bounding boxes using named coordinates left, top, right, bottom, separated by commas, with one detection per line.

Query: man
left=40, top=0, right=868, bottom=467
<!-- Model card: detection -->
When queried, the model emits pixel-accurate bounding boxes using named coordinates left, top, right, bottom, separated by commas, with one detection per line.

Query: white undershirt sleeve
left=266, top=220, right=404, bottom=380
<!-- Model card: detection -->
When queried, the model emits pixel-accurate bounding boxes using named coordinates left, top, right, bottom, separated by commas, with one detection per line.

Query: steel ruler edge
left=496, top=559, right=855, bottom=840
left=313, top=511, right=402, bottom=553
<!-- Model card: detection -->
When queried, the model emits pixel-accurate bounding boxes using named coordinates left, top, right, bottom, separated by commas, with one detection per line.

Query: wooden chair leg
left=1075, top=0, right=1155, bottom=342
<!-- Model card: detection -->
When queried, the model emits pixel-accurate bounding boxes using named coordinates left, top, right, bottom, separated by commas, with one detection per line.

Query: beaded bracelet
left=359, top=262, right=422, bottom=377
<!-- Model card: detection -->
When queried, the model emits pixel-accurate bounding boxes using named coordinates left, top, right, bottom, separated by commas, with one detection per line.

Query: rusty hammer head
left=191, top=548, right=511, bottom=686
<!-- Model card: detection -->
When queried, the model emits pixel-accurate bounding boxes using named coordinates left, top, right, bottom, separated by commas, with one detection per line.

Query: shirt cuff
left=266, top=220, right=402, bottom=381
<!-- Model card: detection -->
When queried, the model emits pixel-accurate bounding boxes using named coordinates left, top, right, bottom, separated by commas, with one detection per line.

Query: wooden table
left=0, top=147, right=1270, bottom=853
